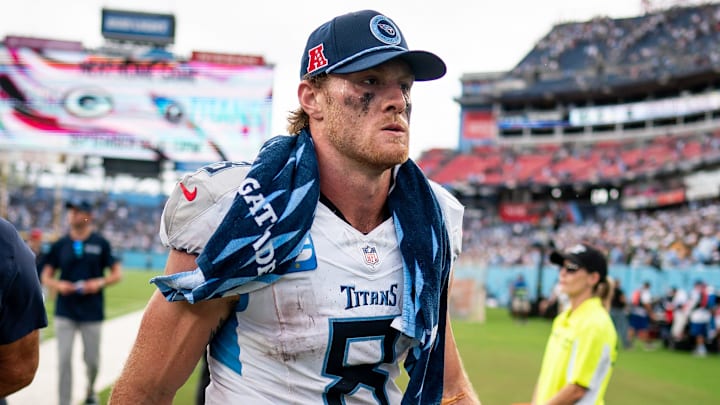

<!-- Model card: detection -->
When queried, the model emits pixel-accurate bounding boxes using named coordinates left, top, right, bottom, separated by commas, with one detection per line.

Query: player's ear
left=298, top=80, right=324, bottom=120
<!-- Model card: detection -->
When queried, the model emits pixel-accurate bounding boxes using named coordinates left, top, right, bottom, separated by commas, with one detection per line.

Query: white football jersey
left=160, top=162, right=464, bottom=404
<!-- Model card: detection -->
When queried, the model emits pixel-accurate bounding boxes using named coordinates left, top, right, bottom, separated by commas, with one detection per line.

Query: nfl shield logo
left=361, top=245, right=380, bottom=267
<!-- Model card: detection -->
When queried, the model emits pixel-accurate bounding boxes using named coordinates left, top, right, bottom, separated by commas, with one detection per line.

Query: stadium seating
left=418, top=129, right=720, bottom=188
left=512, top=4, right=720, bottom=87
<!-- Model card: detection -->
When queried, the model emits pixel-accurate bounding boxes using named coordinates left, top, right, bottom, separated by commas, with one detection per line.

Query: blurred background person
left=510, top=273, right=531, bottom=323
left=25, top=227, right=48, bottom=302
left=628, top=281, right=656, bottom=350
left=41, top=200, right=123, bottom=405
left=669, top=285, right=690, bottom=348
left=609, top=278, right=630, bottom=349
left=686, top=280, right=713, bottom=357
left=538, top=276, right=569, bottom=319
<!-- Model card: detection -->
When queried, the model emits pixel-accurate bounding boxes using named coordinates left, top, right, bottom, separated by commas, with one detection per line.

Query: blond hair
left=596, top=276, right=615, bottom=311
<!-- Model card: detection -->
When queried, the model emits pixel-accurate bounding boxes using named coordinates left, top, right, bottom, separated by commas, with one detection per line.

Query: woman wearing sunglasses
left=531, top=243, right=618, bottom=405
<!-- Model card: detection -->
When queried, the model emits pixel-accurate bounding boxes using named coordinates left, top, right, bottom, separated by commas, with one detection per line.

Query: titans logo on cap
left=370, top=15, right=402, bottom=46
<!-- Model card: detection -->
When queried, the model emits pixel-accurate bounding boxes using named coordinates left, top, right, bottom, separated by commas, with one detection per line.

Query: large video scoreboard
left=0, top=40, right=274, bottom=169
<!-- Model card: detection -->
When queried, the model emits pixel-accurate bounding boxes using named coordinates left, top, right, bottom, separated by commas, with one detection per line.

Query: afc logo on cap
left=306, top=43, right=328, bottom=74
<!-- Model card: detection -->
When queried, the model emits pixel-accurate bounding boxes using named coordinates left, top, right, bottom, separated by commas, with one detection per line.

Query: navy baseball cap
left=301, top=10, right=446, bottom=81
left=65, top=200, right=93, bottom=213
left=550, top=243, right=608, bottom=281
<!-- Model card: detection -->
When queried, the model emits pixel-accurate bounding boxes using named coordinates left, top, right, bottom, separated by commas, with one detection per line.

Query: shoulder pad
left=160, top=162, right=251, bottom=254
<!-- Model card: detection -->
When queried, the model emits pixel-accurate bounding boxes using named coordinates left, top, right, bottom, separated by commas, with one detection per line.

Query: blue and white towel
left=152, top=129, right=452, bottom=404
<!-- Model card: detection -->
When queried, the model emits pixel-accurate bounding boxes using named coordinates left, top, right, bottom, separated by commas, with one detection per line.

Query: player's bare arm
left=0, top=329, right=41, bottom=397
left=109, top=249, right=238, bottom=404
left=41, top=263, right=76, bottom=296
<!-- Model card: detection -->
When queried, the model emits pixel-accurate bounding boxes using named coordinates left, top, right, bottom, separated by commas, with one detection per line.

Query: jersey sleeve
left=429, top=180, right=465, bottom=261
left=160, top=162, right=251, bottom=255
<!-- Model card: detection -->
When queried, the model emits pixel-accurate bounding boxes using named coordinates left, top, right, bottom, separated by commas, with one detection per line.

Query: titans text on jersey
left=341, top=284, right=398, bottom=310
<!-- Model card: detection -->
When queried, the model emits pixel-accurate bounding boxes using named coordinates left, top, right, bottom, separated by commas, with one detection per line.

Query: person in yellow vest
left=531, top=243, right=617, bottom=405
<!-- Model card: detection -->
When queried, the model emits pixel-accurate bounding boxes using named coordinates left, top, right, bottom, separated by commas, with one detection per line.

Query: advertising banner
left=191, top=51, right=266, bottom=67
left=498, top=202, right=542, bottom=223
left=462, top=110, right=496, bottom=140
left=0, top=46, right=274, bottom=166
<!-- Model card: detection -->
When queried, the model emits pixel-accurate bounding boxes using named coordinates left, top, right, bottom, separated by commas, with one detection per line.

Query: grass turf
left=454, top=309, right=719, bottom=405
left=55, top=271, right=718, bottom=404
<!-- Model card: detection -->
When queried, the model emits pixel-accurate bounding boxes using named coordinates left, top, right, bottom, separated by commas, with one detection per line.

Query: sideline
left=6, top=310, right=144, bottom=405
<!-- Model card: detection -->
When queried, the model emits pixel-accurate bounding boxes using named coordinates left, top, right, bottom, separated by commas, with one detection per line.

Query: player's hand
left=82, top=278, right=105, bottom=294
left=56, top=280, right=77, bottom=295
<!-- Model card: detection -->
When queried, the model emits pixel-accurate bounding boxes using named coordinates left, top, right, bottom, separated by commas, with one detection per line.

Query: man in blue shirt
left=41, top=201, right=122, bottom=405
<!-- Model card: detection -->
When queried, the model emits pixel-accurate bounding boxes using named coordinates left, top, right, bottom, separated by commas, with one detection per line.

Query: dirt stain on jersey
left=267, top=281, right=323, bottom=364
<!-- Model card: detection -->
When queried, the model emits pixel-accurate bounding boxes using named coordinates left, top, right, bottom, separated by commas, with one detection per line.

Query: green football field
left=53, top=270, right=717, bottom=405
left=453, top=310, right=719, bottom=405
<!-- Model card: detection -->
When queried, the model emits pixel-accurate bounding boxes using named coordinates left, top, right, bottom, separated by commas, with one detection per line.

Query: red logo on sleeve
left=307, top=44, right=328, bottom=74
left=179, top=182, right=198, bottom=201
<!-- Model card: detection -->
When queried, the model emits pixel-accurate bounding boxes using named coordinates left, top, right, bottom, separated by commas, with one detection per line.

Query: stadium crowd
left=512, top=2, right=720, bottom=82
left=6, top=186, right=165, bottom=254
left=461, top=197, right=720, bottom=269
left=7, top=181, right=720, bottom=271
